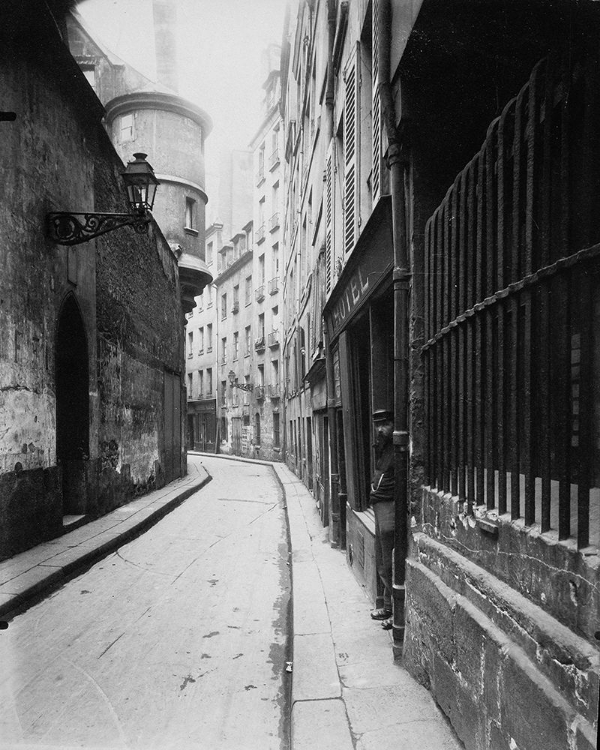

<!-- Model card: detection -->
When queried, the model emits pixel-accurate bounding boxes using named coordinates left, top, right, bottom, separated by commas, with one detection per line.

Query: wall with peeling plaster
left=0, top=5, right=184, bottom=559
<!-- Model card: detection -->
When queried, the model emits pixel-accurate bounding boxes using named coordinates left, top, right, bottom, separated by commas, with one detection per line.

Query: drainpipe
left=378, top=0, right=410, bottom=646
left=325, top=0, right=341, bottom=546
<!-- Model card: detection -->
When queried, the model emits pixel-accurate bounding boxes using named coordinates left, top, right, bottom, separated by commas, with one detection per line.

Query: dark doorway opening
left=56, top=295, right=89, bottom=517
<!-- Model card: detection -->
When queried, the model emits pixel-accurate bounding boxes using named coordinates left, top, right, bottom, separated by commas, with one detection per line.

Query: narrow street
left=0, top=456, right=291, bottom=750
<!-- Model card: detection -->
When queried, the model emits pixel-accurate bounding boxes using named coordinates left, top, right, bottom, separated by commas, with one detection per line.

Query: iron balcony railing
left=268, top=277, right=279, bottom=295
left=268, top=330, right=279, bottom=348
left=254, top=386, right=266, bottom=400
left=255, top=285, right=265, bottom=302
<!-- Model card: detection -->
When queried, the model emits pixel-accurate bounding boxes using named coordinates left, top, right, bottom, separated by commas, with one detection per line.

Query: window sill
left=184, top=227, right=199, bottom=236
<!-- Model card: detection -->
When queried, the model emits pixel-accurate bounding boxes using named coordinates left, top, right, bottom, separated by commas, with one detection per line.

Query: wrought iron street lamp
left=47, top=153, right=160, bottom=246
left=228, top=370, right=253, bottom=392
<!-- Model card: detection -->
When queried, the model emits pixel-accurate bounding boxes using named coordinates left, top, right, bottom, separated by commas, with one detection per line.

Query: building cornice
left=155, top=173, right=208, bottom=205
left=105, top=91, right=213, bottom=137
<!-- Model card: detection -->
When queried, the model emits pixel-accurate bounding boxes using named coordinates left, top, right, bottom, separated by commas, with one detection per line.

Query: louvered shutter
left=325, top=140, right=334, bottom=295
left=372, top=0, right=382, bottom=203
left=343, top=45, right=360, bottom=256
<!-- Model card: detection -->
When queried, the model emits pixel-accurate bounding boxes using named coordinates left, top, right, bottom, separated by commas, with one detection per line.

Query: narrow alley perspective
left=0, top=455, right=461, bottom=750
left=0, top=457, right=291, bottom=750
left=2, top=1, right=599, bottom=749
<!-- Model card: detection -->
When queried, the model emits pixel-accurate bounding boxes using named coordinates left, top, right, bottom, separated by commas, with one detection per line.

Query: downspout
left=325, top=0, right=341, bottom=546
left=378, top=0, right=410, bottom=645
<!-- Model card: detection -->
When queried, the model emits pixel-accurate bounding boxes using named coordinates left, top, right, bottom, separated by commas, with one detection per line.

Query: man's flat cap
left=372, top=409, right=393, bottom=423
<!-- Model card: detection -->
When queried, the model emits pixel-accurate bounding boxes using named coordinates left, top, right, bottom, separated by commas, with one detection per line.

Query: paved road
left=0, top=456, right=291, bottom=750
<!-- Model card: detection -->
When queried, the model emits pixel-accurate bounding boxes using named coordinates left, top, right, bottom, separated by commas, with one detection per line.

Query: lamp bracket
left=47, top=211, right=151, bottom=246
left=231, top=382, right=254, bottom=391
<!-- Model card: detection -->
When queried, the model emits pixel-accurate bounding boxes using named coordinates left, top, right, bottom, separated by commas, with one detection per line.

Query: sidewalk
left=0, top=458, right=210, bottom=620
left=0, top=451, right=463, bottom=750
left=270, top=460, right=464, bottom=750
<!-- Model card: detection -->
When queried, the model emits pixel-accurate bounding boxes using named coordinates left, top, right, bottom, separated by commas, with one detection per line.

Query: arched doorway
left=56, top=295, right=89, bottom=517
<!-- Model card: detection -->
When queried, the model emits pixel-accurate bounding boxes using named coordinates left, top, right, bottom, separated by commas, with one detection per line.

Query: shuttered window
left=343, top=45, right=360, bottom=255
left=325, top=141, right=334, bottom=294
left=372, top=0, right=383, bottom=204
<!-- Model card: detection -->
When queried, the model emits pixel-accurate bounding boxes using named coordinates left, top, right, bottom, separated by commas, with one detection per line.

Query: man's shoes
left=381, top=617, right=393, bottom=630
left=370, top=608, right=392, bottom=621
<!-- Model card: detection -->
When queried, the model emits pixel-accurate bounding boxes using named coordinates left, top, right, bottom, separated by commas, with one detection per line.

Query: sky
left=76, top=0, right=287, bottom=210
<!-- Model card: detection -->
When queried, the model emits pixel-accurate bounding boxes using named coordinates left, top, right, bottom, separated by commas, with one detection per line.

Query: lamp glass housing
left=122, top=152, right=160, bottom=213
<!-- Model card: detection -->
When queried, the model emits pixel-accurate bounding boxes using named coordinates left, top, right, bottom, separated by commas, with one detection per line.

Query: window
left=258, top=313, right=265, bottom=339
left=272, top=359, right=279, bottom=385
left=221, top=337, right=227, bottom=364
left=259, top=254, right=265, bottom=284
left=120, top=113, right=134, bottom=142
left=206, top=368, right=213, bottom=395
left=221, top=380, right=227, bottom=406
left=207, top=324, right=213, bottom=352
left=258, top=364, right=265, bottom=387
left=207, top=285, right=213, bottom=307
left=272, top=243, right=279, bottom=277
left=188, top=372, right=193, bottom=396
left=233, top=332, right=239, bottom=360
left=245, top=326, right=251, bottom=356
left=206, top=241, right=213, bottom=266
left=198, top=327, right=204, bottom=353
left=198, top=370, right=204, bottom=398
left=198, top=291, right=204, bottom=311
left=185, top=197, right=196, bottom=230
left=233, top=285, right=240, bottom=308
left=221, top=294, right=227, bottom=320
left=187, top=331, right=193, bottom=358
left=273, top=412, right=280, bottom=448
left=245, top=276, right=253, bottom=306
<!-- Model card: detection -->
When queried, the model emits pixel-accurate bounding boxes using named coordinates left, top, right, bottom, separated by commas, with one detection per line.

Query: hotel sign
left=325, top=201, right=393, bottom=341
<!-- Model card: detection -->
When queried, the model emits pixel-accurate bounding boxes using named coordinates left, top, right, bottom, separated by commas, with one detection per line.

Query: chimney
left=152, top=0, right=179, bottom=92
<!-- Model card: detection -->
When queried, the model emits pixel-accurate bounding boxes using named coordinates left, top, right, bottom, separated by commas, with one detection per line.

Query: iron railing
left=423, top=51, right=600, bottom=550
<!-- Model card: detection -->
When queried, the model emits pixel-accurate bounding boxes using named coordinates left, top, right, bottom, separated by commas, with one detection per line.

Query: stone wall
left=0, top=6, right=184, bottom=559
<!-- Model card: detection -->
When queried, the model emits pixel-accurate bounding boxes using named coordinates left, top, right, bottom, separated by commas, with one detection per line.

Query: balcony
left=268, top=330, right=279, bottom=348
left=268, top=277, right=279, bottom=295
left=268, top=213, right=280, bottom=232
left=254, top=336, right=265, bottom=352
left=255, top=386, right=266, bottom=400
left=256, top=224, right=266, bottom=244
left=220, top=354, right=227, bottom=365
left=256, top=168, right=265, bottom=186
left=268, top=384, right=280, bottom=399
left=255, top=285, right=265, bottom=302
left=232, top=302, right=239, bottom=314
left=269, top=149, right=280, bottom=170
left=198, top=348, right=204, bottom=356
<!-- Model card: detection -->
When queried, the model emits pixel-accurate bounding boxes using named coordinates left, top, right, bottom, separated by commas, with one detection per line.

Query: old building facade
left=280, top=1, right=600, bottom=748
left=0, top=2, right=206, bottom=560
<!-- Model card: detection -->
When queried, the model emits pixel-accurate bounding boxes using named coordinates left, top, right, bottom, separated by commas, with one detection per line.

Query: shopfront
left=323, top=197, right=394, bottom=602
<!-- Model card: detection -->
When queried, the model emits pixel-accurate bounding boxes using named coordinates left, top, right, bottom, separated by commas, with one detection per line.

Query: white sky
left=76, top=0, right=286, bottom=186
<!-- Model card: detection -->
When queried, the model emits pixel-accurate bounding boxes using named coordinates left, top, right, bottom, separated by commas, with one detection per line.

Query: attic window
left=120, top=113, right=134, bottom=142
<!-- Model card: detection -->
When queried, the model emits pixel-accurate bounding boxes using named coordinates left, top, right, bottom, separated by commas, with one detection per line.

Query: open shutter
left=343, top=45, right=360, bottom=256
left=372, top=0, right=382, bottom=203
left=325, top=140, right=334, bottom=294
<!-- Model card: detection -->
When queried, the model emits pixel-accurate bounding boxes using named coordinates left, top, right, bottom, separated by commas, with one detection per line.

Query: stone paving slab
left=293, top=632, right=341, bottom=702
left=292, top=699, right=354, bottom=750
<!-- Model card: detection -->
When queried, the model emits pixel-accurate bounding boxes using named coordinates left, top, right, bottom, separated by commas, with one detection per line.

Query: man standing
left=369, top=409, right=395, bottom=630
